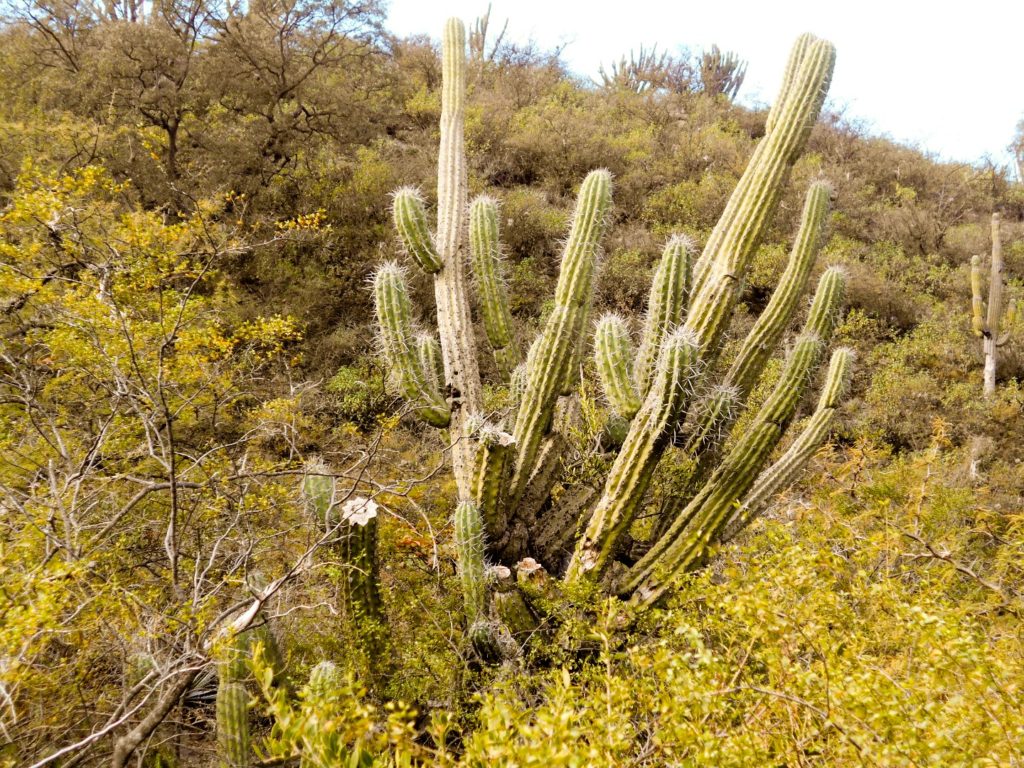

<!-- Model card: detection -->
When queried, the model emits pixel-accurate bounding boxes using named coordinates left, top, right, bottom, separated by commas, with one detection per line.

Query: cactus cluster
left=372, top=17, right=850, bottom=658
left=971, top=212, right=1016, bottom=397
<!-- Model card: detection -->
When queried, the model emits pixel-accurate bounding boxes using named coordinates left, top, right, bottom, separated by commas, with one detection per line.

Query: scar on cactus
left=373, top=17, right=848, bottom=660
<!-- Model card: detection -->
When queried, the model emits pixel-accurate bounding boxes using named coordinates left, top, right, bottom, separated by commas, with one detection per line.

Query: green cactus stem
left=509, top=169, right=612, bottom=507
left=303, top=466, right=386, bottom=662
left=470, top=195, right=519, bottom=378
left=393, top=188, right=442, bottom=273
left=455, top=499, right=488, bottom=624
left=216, top=681, right=250, bottom=768
left=416, top=332, right=444, bottom=394
left=472, top=425, right=515, bottom=540
left=373, top=263, right=451, bottom=427
left=725, top=181, right=831, bottom=401
left=721, top=346, right=853, bottom=543
left=566, top=327, right=700, bottom=581
left=688, top=36, right=835, bottom=360
left=594, top=313, right=640, bottom=418
left=634, top=234, right=693, bottom=395
left=216, top=633, right=251, bottom=768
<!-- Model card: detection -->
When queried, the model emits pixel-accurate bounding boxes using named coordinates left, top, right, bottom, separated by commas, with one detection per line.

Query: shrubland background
left=1, top=1, right=1022, bottom=765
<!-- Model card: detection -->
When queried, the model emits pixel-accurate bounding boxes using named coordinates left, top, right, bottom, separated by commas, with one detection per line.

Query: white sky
left=386, top=0, right=1023, bottom=169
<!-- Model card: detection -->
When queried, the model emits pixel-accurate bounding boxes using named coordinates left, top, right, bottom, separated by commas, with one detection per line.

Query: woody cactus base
left=372, top=17, right=850, bottom=658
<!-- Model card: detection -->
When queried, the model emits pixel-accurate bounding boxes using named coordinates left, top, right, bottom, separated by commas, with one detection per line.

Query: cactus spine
left=972, top=212, right=1014, bottom=397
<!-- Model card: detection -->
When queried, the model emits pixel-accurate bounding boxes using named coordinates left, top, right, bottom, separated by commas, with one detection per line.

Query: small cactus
left=302, top=464, right=386, bottom=665
left=216, top=634, right=251, bottom=768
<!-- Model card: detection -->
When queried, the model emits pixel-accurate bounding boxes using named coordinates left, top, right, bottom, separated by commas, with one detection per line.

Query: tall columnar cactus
left=972, top=212, right=1015, bottom=397
left=372, top=17, right=848, bottom=657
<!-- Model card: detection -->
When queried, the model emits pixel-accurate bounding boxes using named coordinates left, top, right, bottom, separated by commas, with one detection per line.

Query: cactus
left=373, top=18, right=848, bottom=654
left=721, top=346, right=854, bottom=543
left=373, top=263, right=450, bottom=427
left=216, top=681, right=250, bottom=768
left=216, top=634, right=251, bottom=768
left=303, top=660, right=343, bottom=700
left=470, top=196, right=519, bottom=377
left=302, top=465, right=386, bottom=667
left=972, top=212, right=1015, bottom=397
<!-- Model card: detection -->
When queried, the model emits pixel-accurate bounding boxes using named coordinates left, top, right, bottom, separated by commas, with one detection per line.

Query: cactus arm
left=393, top=188, right=442, bottom=273
left=725, top=181, right=831, bottom=400
left=986, top=213, right=1004, bottom=342
left=454, top=499, right=487, bottom=622
left=434, top=18, right=484, bottom=491
left=997, top=297, right=1015, bottom=346
left=634, top=234, right=693, bottom=395
left=216, top=681, right=250, bottom=768
left=472, top=426, right=515, bottom=540
left=416, top=331, right=444, bottom=394
left=509, top=170, right=612, bottom=506
left=621, top=333, right=827, bottom=606
left=971, top=254, right=986, bottom=337
left=566, top=328, right=699, bottom=582
left=688, top=37, right=835, bottom=359
left=594, top=313, right=641, bottom=418
left=373, top=263, right=451, bottom=427
left=470, top=195, right=519, bottom=378
left=721, top=346, right=853, bottom=543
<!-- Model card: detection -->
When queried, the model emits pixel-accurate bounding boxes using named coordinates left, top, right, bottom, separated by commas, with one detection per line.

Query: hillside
left=1, top=4, right=1022, bottom=766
